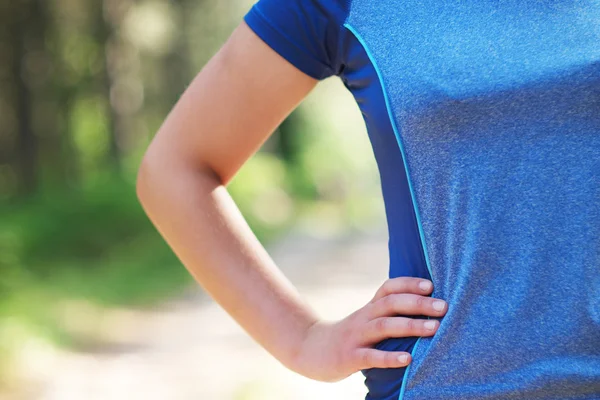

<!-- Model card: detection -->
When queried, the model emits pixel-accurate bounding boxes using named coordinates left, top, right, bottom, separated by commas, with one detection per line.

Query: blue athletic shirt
left=243, top=1, right=600, bottom=399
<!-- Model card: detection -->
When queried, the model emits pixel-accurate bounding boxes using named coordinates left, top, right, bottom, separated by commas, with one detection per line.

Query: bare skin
left=136, top=21, right=448, bottom=383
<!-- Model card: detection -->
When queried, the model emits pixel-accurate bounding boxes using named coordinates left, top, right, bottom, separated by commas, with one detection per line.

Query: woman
left=136, top=0, right=600, bottom=399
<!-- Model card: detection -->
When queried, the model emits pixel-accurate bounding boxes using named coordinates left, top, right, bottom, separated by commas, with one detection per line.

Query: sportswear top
left=243, top=1, right=600, bottom=399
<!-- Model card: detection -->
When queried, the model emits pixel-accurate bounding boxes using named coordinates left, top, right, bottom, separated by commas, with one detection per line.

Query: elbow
left=135, top=131, right=226, bottom=215
left=136, top=141, right=165, bottom=212
left=136, top=149, right=153, bottom=211
left=135, top=139, right=219, bottom=212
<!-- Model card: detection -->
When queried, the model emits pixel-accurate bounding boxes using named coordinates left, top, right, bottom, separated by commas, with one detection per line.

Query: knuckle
left=364, top=350, right=376, bottom=366
left=359, top=349, right=370, bottom=367
left=352, top=348, right=366, bottom=368
left=414, top=295, right=425, bottom=308
left=405, top=318, right=417, bottom=332
left=375, top=317, right=389, bottom=333
left=382, top=294, right=396, bottom=311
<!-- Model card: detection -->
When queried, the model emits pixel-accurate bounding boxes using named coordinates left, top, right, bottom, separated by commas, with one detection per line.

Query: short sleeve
left=243, top=0, right=347, bottom=80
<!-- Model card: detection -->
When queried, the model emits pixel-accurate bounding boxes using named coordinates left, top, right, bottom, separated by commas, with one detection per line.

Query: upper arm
left=145, top=21, right=317, bottom=186
left=142, top=0, right=348, bottom=186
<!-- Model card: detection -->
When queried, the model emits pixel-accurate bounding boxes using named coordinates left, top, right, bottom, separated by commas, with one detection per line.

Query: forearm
left=136, top=150, right=319, bottom=369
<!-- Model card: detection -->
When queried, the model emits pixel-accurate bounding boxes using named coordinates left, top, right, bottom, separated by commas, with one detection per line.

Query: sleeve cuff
left=243, top=5, right=334, bottom=80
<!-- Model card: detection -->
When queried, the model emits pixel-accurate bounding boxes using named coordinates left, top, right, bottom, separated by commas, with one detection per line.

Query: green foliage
left=70, top=95, right=111, bottom=173
left=1, top=178, right=145, bottom=272
left=228, top=152, right=296, bottom=242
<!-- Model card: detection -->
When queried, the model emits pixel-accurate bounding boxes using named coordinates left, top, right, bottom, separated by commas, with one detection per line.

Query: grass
left=0, top=177, right=197, bottom=388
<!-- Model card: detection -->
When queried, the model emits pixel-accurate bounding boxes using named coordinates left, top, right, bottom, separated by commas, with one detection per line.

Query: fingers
left=371, top=277, right=434, bottom=302
left=353, top=348, right=412, bottom=370
left=367, top=293, right=448, bottom=319
left=361, top=316, right=440, bottom=343
left=343, top=277, right=444, bottom=375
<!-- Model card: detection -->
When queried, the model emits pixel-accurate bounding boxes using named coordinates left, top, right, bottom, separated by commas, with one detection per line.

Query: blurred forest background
left=0, top=0, right=383, bottom=395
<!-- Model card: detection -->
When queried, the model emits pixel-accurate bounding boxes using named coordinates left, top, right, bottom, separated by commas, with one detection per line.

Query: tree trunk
left=96, top=0, right=122, bottom=173
left=11, top=2, right=37, bottom=196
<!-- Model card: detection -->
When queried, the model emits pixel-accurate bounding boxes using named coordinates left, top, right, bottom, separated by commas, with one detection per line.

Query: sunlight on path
left=30, top=226, right=390, bottom=400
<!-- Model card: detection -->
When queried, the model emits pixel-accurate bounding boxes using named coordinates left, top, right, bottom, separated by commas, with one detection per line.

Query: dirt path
left=15, top=225, right=391, bottom=400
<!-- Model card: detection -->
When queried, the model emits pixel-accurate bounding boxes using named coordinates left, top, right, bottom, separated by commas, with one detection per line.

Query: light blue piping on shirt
left=342, top=23, right=434, bottom=280
left=342, top=22, right=433, bottom=400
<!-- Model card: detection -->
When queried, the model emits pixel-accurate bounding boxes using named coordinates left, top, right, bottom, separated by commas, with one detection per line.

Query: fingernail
left=424, top=320, right=437, bottom=331
left=433, top=300, right=446, bottom=311
left=419, top=281, right=432, bottom=292
left=398, top=354, right=409, bottom=363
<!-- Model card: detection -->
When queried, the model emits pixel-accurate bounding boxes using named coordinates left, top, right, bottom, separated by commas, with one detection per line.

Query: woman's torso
left=338, top=1, right=600, bottom=398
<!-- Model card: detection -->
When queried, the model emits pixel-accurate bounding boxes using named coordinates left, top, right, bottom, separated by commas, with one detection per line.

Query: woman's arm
left=136, top=21, right=447, bottom=383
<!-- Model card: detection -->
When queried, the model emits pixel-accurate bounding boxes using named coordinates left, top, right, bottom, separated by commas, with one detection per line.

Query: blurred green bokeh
left=0, top=0, right=384, bottom=392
